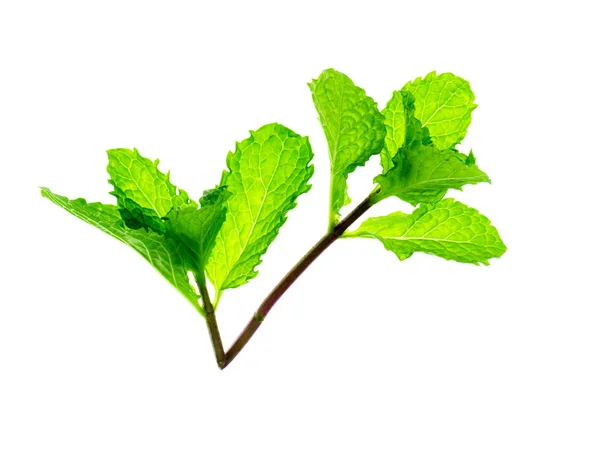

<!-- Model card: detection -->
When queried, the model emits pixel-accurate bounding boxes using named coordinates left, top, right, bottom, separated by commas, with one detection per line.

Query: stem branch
left=196, top=275, right=226, bottom=368
left=221, top=189, right=378, bottom=369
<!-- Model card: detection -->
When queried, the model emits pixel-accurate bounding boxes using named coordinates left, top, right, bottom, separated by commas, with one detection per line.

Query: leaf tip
left=40, top=186, right=51, bottom=198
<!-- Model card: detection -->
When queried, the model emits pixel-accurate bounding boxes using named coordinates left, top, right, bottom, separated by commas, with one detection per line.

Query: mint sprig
left=42, top=69, right=506, bottom=369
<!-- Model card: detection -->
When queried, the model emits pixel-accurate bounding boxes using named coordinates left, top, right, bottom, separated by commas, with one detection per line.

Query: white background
left=1, top=1, right=599, bottom=448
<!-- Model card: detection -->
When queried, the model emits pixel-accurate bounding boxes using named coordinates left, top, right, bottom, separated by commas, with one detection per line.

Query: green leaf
left=375, top=84, right=486, bottom=206
left=165, top=187, right=230, bottom=283
left=206, top=123, right=314, bottom=292
left=40, top=188, right=202, bottom=312
left=402, top=72, right=476, bottom=150
left=375, top=143, right=490, bottom=206
left=309, top=69, right=385, bottom=226
left=380, top=90, right=432, bottom=174
left=380, top=91, right=407, bottom=174
left=346, top=199, right=506, bottom=265
left=107, top=148, right=193, bottom=234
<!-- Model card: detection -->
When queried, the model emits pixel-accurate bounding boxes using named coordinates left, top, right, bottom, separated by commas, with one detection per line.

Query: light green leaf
left=346, top=199, right=506, bottom=265
left=380, top=90, right=432, bottom=174
left=309, top=69, right=385, bottom=226
left=165, top=187, right=230, bottom=283
left=107, top=148, right=193, bottom=234
left=206, top=123, right=314, bottom=292
left=375, top=83, right=486, bottom=206
left=375, top=143, right=490, bottom=206
left=380, top=90, right=407, bottom=174
left=40, top=187, right=202, bottom=312
left=403, top=72, right=476, bottom=150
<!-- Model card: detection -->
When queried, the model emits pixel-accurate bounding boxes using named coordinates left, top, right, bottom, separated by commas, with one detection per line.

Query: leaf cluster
left=42, top=69, right=506, bottom=318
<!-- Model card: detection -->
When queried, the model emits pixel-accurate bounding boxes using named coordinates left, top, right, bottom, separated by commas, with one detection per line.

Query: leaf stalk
left=195, top=274, right=226, bottom=368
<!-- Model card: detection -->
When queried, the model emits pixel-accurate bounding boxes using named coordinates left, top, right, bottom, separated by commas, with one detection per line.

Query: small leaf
left=380, top=90, right=432, bottom=174
left=206, top=123, right=314, bottom=293
left=40, top=188, right=201, bottom=311
left=380, top=90, right=407, bottom=174
left=375, top=85, right=487, bottom=206
left=346, top=198, right=506, bottom=265
left=165, top=187, right=230, bottom=283
left=375, top=143, right=490, bottom=205
left=402, top=72, right=476, bottom=150
left=309, top=69, right=385, bottom=226
left=106, top=148, right=193, bottom=233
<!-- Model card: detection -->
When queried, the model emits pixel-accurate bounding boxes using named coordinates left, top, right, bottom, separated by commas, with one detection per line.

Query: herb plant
left=42, top=69, right=506, bottom=369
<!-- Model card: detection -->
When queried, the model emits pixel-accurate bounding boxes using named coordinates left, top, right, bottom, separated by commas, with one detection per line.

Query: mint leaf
left=165, top=187, right=229, bottom=283
left=380, top=90, right=407, bottom=174
left=40, top=188, right=201, bottom=311
left=206, top=123, right=314, bottom=292
left=375, top=85, right=486, bottom=206
left=380, top=90, right=432, bottom=174
left=107, top=148, right=193, bottom=234
left=346, top=199, right=506, bottom=265
left=375, top=143, right=490, bottom=206
left=309, top=69, right=385, bottom=226
left=402, top=72, right=476, bottom=150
